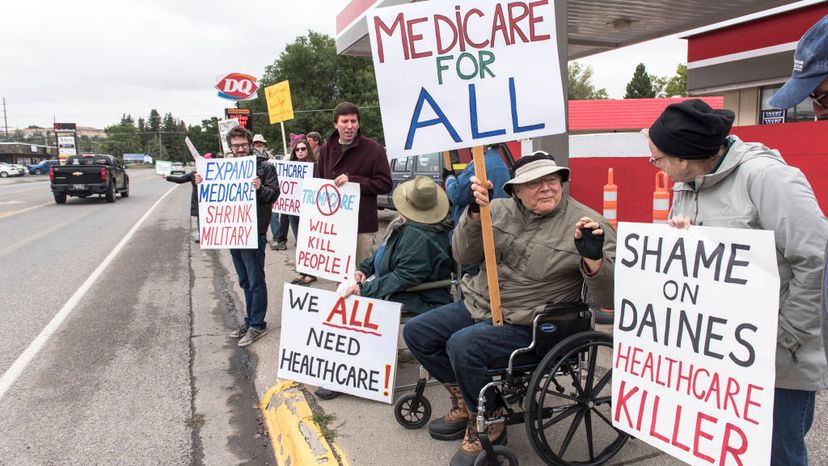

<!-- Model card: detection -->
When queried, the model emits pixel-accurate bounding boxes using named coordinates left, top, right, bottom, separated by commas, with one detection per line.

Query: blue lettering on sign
left=469, top=83, right=506, bottom=139
left=405, top=87, right=462, bottom=150
left=204, top=159, right=255, bottom=181
left=510, top=77, right=545, bottom=134
left=539, top=323, right=558, bottom=333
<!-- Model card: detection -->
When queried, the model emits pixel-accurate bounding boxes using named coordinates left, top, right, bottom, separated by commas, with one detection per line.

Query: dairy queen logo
left=215, top=73, right=259, bottom=101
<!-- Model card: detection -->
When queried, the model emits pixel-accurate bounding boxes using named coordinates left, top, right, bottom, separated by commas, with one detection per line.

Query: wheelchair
left=393, top=301, right=629, bottom=466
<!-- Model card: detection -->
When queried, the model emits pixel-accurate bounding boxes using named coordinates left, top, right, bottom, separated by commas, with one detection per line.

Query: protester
left=315, top=102, right=392, bottom=399
left=195, top=127, right=280, bottom=347
left=251, top=134, right=282, bottom=248
left=444, top=146, right=510, bottom=228
left=341, top=176, right=453, bottom=314
left=647, top=98, right=828, bottom=466
left=161, top=169, right=199, bottom=242
left=402, top=154, right=615, bottom=466
left=306, top=131, right=322, bottom=159
left=252, top=134, right=271, bottom=157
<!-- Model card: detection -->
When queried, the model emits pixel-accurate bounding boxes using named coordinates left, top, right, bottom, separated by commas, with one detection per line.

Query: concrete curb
left=260, top=380, right=347, bottom=466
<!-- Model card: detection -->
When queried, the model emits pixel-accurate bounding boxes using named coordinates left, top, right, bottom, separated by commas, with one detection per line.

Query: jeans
left=269, top=212, right=280, bottom=239
left=229, top=235, right=268, bottom=330
left=403, top=300, right=532, bottom=413
left=771, top=388, right=815, bottom=466
left=275, top=214, right=299, bottom=243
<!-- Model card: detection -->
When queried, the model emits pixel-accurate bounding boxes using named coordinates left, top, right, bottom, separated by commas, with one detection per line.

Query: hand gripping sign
left=613, top=222, right=779, bottom=466
left=196, top=155, right=258, bottom=249
left=278, top=284, right=402, bottom=403
left=295, top=178, right=360, bottom=282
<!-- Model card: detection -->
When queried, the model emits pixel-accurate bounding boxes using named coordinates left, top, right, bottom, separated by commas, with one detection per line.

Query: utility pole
left=2, top=97, right=8, bottom=141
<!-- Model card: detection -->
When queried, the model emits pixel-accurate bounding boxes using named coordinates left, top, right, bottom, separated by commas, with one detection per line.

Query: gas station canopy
left=336, top=0, right=801, bottom=59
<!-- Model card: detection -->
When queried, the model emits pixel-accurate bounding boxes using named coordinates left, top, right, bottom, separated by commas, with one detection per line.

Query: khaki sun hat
left=252, top=134, right=267, bottom=143
left=392, top=175, right=450, bottom=224
left=503, top=151, right=570, bottom=195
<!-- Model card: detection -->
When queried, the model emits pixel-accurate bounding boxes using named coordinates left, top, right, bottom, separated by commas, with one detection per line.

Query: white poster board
left=196, top=155, right=257, bottom=249
left=613, top=222, right=779, bottom=466
left=367, top=0, right=565, bottom=157
left=295, top=178, right=360, bottom=282
left=278, top=284, right=402, bottom=403
left=155, top=160, right=172, bottom=176
left=272, top=160, right=313, bottom=215
left=217, top=118, right=240, bottom=155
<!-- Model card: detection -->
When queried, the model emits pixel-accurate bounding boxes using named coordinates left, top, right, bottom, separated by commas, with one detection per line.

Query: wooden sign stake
left=472, top=146, right=503, bottom=326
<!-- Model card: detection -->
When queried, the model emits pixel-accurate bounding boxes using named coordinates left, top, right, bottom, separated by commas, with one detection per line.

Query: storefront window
left=760, top=85, right=816, bottom=122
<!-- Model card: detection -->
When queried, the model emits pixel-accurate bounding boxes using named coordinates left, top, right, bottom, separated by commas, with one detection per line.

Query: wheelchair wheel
left=524, top=331, right=628, bottom=466
left=394, top=392, right=431, bottom=429
left=474, top=445, right=519, bottom=466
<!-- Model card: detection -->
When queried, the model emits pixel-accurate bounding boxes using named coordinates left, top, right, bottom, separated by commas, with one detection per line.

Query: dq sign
left=215, top=73, right=259, bottom=101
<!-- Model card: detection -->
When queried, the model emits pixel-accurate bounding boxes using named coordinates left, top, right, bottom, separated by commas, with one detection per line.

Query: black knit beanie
left=648, top=99, right=735, bottom=159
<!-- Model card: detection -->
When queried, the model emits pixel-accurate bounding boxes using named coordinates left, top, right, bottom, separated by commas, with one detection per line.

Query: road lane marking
left=0, top=201, right=53, bottom=219
left=0, top=185, right=179, bottom=401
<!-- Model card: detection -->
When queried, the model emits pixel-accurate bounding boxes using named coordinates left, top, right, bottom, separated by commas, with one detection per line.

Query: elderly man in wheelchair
left=402, top=153, right=621, bottom=466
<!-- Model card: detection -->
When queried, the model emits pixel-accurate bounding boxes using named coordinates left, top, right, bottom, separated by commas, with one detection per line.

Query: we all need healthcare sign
left=196, top=156, right=258, bottom=249
left=278, top=284, right=402, bottom=403
left=613, top=223, right=779, bottom=466
left=367, top=0, right=565, bottom=157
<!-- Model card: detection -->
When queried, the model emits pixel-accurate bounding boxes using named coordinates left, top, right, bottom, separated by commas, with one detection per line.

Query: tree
left=187, top=117, right=220, bottom=156
left=568, top=62, right=608, bottom=100
left=99, top=118, right=141, bottom=159
left=245, top=31, right=383, bottom=151
left=624, top=63, right=657, bottom=99
left=663, top=64, right=688, bottom=97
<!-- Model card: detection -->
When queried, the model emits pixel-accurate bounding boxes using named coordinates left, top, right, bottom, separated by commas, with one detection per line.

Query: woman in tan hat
left=341, top=175, right=453, bottom=314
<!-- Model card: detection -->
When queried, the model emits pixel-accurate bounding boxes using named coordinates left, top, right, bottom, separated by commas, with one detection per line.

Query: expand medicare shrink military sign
left=271, top=161, right=313, bottom=215
left=295, top=178, right=360, bottom=282
left=196, top=156, right=257, bottom=249
left=278, top=284, right=402, bottom=403
left=613, top=223, right=779, bottom=466
left=367, top=0, right=565, bottom=157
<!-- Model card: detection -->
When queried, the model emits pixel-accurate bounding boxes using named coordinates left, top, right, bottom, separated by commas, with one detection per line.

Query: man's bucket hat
left=503, top=151, right=570, bottom=195
left=392, top=175, right=450, bottom=224
left=769, top=15, right=828, bottom=109
left=252, top=134, right=268, bottom=143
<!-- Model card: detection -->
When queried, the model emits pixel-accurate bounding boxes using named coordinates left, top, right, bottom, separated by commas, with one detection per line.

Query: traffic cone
left=603, top=168, right=618, bottom=230
left=653, top=171, right=670, bottom=224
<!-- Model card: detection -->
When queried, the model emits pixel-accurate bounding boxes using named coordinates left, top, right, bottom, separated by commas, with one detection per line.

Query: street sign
left=225, top=108, right=253, bottom=131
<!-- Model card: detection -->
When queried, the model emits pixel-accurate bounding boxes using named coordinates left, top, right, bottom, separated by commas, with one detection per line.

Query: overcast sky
left=1, top=0, right=819, bottom=131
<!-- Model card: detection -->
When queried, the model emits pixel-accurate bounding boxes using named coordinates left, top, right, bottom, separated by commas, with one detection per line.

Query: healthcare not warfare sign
left=271, top=160, right=313, bottom=215
left=295, top=178, right=360, bottom=282
left=278, top=284, right=402, bottom=403
left=612, top=223, right=780, bottom=466
left=367, top=0, right=565, bottom=157
left=196, top=156, right=258, bottom=249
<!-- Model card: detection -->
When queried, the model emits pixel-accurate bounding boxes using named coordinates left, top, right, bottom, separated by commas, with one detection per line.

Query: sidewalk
left=216, top=210, right=828, bottom=466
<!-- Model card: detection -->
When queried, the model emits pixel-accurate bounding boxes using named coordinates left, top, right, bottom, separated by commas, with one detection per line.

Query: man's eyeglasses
left=525, top=175, right=561, bottom=189
left=230, top=143, right=249, bottom=150
left=295, top=147, right=308, bottom=152
left=810, top=91, right=827, bottom=109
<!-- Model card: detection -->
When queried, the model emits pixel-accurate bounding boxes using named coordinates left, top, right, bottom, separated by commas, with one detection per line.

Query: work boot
left=428, top=383, right=469, bottom=440
left=449, top=412, right=506, bottom=466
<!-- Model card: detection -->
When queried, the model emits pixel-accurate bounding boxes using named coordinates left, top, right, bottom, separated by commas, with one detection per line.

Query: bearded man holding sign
left=403, top=153, right=615, bottom=465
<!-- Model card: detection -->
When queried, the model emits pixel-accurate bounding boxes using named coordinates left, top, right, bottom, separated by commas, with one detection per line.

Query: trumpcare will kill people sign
left=367, top=0, right=565, bottom=157
left=278, top=284, right=402, bottom=403
left=295, top=177, right=360, bottom=282
left=196, top=155, right=258, bottom=249
left=612, top=222, right=780, bottom=466
left=271, top=160, right=313, bottom=215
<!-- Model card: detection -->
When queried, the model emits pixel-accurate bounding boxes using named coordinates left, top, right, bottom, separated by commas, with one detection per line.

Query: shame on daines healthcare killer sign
left=613, top=223, right=779, bottom=466
left=367, top=0, right=565, bottom=157
left=196, top=156, right=258, bottom=249
left=278, top=284, right=402, bottom=403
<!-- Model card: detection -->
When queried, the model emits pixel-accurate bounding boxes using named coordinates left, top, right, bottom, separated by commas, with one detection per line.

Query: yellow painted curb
left=260, top=380, right=348, bottom=466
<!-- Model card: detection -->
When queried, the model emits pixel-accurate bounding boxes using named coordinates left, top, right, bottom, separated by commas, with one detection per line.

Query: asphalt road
left=0, top=170, right=270, bottom=464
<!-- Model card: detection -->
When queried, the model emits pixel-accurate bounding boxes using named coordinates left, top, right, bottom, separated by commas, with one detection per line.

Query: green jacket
left=453, top=196, right=616, bottom=326
left=359, top=219, right=453, bottom=314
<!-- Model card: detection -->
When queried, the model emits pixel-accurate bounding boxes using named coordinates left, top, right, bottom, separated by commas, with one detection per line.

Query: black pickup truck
left=51, top=154, right=130, bottom=204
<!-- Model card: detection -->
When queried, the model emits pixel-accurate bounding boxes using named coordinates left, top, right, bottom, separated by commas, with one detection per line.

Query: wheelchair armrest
left=540, top=302, right=589, bottom=317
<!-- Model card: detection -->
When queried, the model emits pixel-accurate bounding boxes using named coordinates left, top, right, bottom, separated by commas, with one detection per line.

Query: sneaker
left=274, top=241, right=287, bottom=251
left=238, top=327, right=268, bottom=347
left=314, top=387, right=341, bottom=400
left=228, top=326, right=248, bottom=338
left=269, top=242, right=278, bottom=251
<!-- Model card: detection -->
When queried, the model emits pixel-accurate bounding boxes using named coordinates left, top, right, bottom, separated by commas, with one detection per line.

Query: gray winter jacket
left=453, top=196, right=615, bottom=326
left=670, top=135, right=828, bottom=391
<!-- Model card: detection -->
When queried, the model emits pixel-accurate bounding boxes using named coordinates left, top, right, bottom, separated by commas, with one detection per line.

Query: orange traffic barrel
left=603, top=168, right=618, bottom=229
left=653, top=171, right=670, bottom=223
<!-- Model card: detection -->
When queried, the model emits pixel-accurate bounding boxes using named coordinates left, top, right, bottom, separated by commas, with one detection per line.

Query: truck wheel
left=54, top=193, right=67, bottom=204
left=120, top=180, right=129, bottom=198
left=105, top=183, right=116, bottom=203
